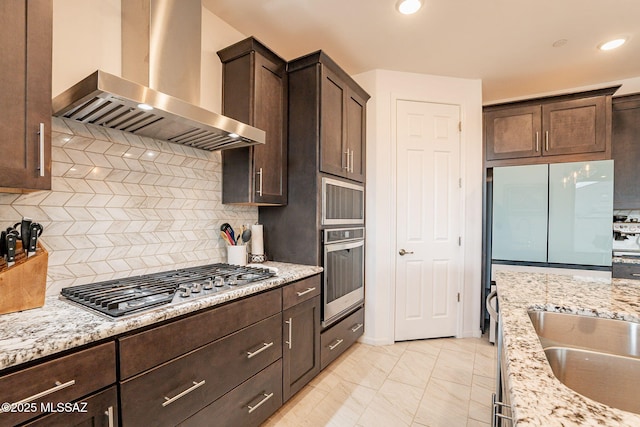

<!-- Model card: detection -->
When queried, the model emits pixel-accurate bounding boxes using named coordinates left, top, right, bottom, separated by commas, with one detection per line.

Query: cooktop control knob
left=179, top=287, right=191, bottom=298
left=214, top=277, right=225, bottom=287
left=204, top=279, right=214, bottom=290
left=191, top=282, right=202, bottom=293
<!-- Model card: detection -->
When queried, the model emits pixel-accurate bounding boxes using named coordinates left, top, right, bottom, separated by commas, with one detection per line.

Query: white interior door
left=395, top=100, right=462, bottom=341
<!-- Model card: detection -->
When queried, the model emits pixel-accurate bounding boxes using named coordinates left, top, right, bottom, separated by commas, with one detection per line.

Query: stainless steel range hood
left=51, top=0, right=265, bottom=151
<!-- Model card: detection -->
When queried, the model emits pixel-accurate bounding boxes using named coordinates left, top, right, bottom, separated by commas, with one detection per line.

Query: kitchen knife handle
left=38, top=123, right=45, bottom=177
left=6, top=234, right=16, bottom=264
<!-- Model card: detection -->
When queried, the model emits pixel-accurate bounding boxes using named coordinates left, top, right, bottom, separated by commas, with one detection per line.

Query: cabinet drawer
left=121, top=313, right=282, bottom=426
left=24, top=386, right=118, bottom=427
left=119, top=288, right=282, bottom=378
left=0, top=342, right=116, bottom=426
left=320, top=307, right=364, bottom=370
left=612, top=262, right=640, bottom=280
left=180, top=360, right=283, bottom=427
left=282, top=275, right=321, bottom=310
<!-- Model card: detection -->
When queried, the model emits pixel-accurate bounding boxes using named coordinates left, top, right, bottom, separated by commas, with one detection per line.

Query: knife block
left=0, top=242, right=48, bottom=315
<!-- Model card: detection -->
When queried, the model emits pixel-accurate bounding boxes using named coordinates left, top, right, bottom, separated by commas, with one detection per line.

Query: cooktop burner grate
left=60, top=263, right=276, bottom=317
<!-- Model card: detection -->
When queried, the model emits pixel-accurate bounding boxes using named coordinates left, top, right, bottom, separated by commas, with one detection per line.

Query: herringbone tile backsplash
left=0, top=118, right=258, bottom=295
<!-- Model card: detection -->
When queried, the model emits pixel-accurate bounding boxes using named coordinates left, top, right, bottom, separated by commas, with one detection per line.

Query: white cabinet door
left=548, top=160, right=613, bottom=266
left=492, top=165, right=549, bottom=262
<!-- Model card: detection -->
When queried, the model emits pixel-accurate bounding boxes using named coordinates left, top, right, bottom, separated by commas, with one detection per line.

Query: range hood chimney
left=52, top=0, right=265, bottom=151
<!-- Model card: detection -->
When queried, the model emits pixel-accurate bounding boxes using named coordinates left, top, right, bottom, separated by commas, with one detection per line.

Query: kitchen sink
left=544, top=347, right=640, bottom=414
left=528, top=310, right=640, bottom=414
left=528, top=310, right=640, bottom=358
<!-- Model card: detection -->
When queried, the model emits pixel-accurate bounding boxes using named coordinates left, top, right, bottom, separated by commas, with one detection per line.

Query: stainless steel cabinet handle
left=343, top=151, right=350, bottom=170
left=0, top=380, right=76, bottom=412
left=247, top=392, right=274, bottom=414
left=256, top=168, right=263, bottom=197
left=105, top=406, right=115, bottom=427
left=350, top=149, right=355, bottom=173
left=162, top=380, right=205, bottom=407
left=351, top=323, right=363, bottom=333
left=535, top=131, right=539, bottom=152
left=38, top=123, right=45, bottom=177
left=296, top=287, right=316, bottom=297
left=486, top=290, right=499, bottom=320
left=328, top=338, right=344, bottom=351
left=545, top=131, right=549, bottom=151
left=247, top=341, right=274, bottom=359
left=398, top=249, right=414, bottom=256
left=632, top=273, right=640, bottom=277
left=285, top=318, right=293, bottom=350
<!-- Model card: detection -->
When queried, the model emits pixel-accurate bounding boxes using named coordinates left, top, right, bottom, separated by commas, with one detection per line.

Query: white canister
left=227, top=245, right=247, bottom=266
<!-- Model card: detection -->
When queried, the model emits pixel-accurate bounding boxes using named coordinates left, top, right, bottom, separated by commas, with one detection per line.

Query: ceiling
left=202, top=0, right=640, bottom=103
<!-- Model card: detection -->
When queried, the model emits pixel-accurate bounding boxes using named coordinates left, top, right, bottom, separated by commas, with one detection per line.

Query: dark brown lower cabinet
left=283, top=295, right=321, bottom=401
left=179, top=360, right=283, bottom=427
left=320, top=307, right=364, bottom=370
left=24, top=386, right=118, bottom=427
left=120, top=313, right=282, bottom=426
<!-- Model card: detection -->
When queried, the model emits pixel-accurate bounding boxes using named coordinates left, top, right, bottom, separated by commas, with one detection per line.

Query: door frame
left=390, top=95, right=467, bottom=340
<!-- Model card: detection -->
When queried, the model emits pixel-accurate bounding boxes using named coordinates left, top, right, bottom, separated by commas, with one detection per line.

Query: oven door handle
left=324, top=239, right=364, bottom=252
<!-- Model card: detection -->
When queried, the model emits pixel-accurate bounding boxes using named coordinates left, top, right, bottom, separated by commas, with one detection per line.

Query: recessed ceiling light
left=396, top=0, right=422, bottom=15
left=598, top=38, right=626, bottom=51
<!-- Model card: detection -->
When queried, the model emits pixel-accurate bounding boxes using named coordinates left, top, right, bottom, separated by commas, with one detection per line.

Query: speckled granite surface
left=0, top=262, right=322, bottom=371
left=495, top=270, right=640, bottom=426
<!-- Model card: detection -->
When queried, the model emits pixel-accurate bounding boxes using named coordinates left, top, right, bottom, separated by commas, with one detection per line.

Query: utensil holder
left=227, top=245, right=247, bottom=266
left=0, top=242, right=48, bottom=315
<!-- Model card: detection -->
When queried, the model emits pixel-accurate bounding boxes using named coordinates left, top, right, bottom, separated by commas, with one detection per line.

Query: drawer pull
left=351, top=323, right=363, bottom=333
left=162, top=380, right=205, bottom=407
left=285, top=318, right=293, bottom=350
left=0, top=380, right=76, bottom=412
left=632, top=273, right=640, bottom=277
left=296, top=287, right=316, bottom=297
left=328, top=339, right=344, bottom=351
left=247, top=342, right=274, bottom=359
left=247, top=392, right=274, bottom=414
left=105, top=406, right=115, bottom=427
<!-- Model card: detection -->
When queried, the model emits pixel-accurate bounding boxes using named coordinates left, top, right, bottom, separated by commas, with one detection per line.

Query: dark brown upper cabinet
left=612, top=94, right=640, bottom=209
left=318, top=60, right=368, bottom=183
left=0, top=0, right=52, bottom=193
left=218, top=37, right=287, bottom=205
left=484, top=86, right=619, bottom=167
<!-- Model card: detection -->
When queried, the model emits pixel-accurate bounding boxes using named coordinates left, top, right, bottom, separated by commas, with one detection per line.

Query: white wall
left=52, top=1, right=247, bottom=115
left=353, top=70, right=483, bottom=345
left=52, top=0, right=121, bottom=97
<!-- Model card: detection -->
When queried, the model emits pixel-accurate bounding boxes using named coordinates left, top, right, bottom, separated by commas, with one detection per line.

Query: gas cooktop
left=60, top=263, right=276, bottom=318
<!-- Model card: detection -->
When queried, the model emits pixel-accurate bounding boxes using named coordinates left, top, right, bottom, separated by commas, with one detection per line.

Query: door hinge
left=457, top=292, right=460, bottom=302
left=458, top=178, right=462, bottom=188
left=458, top=121, right=462, bottom=132
left=458, top=236, right=462, bottom=246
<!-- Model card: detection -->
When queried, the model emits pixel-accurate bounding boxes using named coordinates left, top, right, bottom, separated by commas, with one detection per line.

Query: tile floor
left=265, top=335, right=497, bottom=427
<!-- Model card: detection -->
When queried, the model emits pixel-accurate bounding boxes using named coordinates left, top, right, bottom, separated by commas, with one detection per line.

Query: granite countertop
left=494, top=270, right=640, bottom=426
left=0, top=262, right=322, bottom=372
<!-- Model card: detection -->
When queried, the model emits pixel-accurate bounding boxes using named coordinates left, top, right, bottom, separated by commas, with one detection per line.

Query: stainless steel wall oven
left=322, top=227, right=365, bottom=327
left=322, top=177, right=365, bottom=225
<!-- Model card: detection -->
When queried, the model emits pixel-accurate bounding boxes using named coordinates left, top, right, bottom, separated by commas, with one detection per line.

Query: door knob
left=399, top=249, right=414, bottom=256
